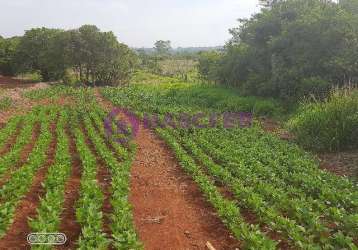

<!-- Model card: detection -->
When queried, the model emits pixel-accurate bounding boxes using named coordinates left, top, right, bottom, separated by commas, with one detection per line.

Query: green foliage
left=0, top=37, right=20, bottom=76
left=154, top=40, right=172, bottom=56
left=157, top=128, right=278, bottom=249
left=29, top=109, right=72, bottom=237
left=0, top=25, right=137, bottom=85
left=288, top=88, right=358, bottom=152
left=0, top=107, right=56, bottom=236
left=200, top=0, right=358, bottom=101
left=131, top=71, right=182, bottom=85
left=0, top=97, right=12, bottom=110
left=102, top=82, right=283, bottom=117
left=15, top=28, right=68, bottom=81
left=103, top=83, right=358, bottom=249
left=197, top=51, right=222, bottom=83
left=66, top=25, right=138, bottom=86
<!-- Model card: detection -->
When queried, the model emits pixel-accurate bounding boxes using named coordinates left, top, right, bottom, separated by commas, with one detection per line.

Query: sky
left=0, top=0, right=261, bottom=48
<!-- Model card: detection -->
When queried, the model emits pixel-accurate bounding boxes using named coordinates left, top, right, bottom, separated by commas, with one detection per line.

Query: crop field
left=0, top=86, right=141, bottom=249
left=102, top=85, right=358, bottom=249
left=0, top=80, right=355, bottom=249
left=1, top=0, right=358, bottom=249
left=0, top=80, right=355, bottom=250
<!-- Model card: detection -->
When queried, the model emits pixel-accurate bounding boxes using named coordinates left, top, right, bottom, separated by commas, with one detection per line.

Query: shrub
left=287, top=87, right=358, bottom=152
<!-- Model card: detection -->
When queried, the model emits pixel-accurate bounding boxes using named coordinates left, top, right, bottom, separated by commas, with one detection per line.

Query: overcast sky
left=0, top=0, right=260, bottom=48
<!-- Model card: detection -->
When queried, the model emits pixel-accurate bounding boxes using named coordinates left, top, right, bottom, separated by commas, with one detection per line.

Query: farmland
left=0, top=0, right=358, bottom=249
left=0, top=77, right=355, bottom=249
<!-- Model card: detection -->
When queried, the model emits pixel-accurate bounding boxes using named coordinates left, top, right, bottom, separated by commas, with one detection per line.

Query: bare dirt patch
left=129, top=125, right=240, bottom=249
left=0, top=75, right=50, bottom=124
left=319, top=151, right=358, bottom=180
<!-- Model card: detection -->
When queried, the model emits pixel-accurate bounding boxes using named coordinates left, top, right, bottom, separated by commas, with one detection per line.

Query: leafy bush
left=198, top=0, right=358, bottom=101
left=287, top=88, right=358, bottom=152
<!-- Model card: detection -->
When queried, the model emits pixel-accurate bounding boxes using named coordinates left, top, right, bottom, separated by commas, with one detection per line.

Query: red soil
left=128, top=124, right=240, bottom=249
left=0, top=121, right=57, bottom=249
left=57, top=127, right=82, bottom=250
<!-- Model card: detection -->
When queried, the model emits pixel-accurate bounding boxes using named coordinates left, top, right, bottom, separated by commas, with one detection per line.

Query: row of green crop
left=205, top=128, right=358, bottom=212
left=192, top=128, right=358, bottom=237
left=168, top=128, right=357, bottom=249
left=0, top=109, right=39, bottom=178
left=0, top=116, right=21, bottom=149
left=23, top=85, right=70, bottom=100
left=156, top=128, right=278, bottom=249
left=89, top=106, right=130, bottom=160
left=63, top=85, right=141, bottom=249
left=0, top=106, right=57, bottom=236
left=70, top=110, right=109, bottom=249
left=81, top=109, right=142, bottom=249
left=101, top=84, right=357, bottom=248
left=29, top=108, right=72, bottom=246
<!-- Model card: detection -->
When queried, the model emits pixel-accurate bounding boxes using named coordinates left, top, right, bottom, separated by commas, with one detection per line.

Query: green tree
left=15, top=28, right=67, bottom=81
left=65, top=25, right=138, bottom=86
left=0, top=37, right=20, bottom=76
left=197, top=51, right=222, bottom=84
left=154, top=40, right=172, bottom=56
left=209, top=0, right=358, bottom=101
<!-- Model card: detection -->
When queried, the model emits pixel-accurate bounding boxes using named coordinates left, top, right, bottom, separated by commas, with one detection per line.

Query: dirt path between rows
left=57, top=127, right=82, bottom=250
left=95, top=89, right=240, bottom=250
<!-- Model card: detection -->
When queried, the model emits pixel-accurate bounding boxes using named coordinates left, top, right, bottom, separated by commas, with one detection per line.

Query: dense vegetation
left=199, top=0, right=358, bottom=101
left=101, top=81, right=283, bottom=116
left=288, top=88, right=358, bottom=152
left=0, top=25, right=137, bottom=86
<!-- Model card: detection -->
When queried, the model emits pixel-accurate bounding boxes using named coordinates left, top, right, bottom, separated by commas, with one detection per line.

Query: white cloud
left=0, top=0, right=260, bottom=47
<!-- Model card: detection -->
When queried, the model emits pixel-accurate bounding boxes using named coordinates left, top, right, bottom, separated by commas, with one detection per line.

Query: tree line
left=198, top=0, right=358, bottom=101
left=0, top=25, right=138, bottom=86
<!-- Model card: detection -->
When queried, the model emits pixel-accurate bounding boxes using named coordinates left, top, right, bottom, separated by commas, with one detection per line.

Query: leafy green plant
left=288, top=88, right=358, bottom=151
left=0, top=106, right=56, bottom=236
left=29, top=109, right=72, bottom=242
left=81, top=110, right=142, bottom=249
left=70, top=111, right=109, bottom=249
left=0, top=97, right=12, bottom=110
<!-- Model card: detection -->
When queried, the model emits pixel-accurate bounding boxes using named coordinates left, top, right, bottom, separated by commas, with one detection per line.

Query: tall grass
left=287, top=87, right=358, bottom=152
